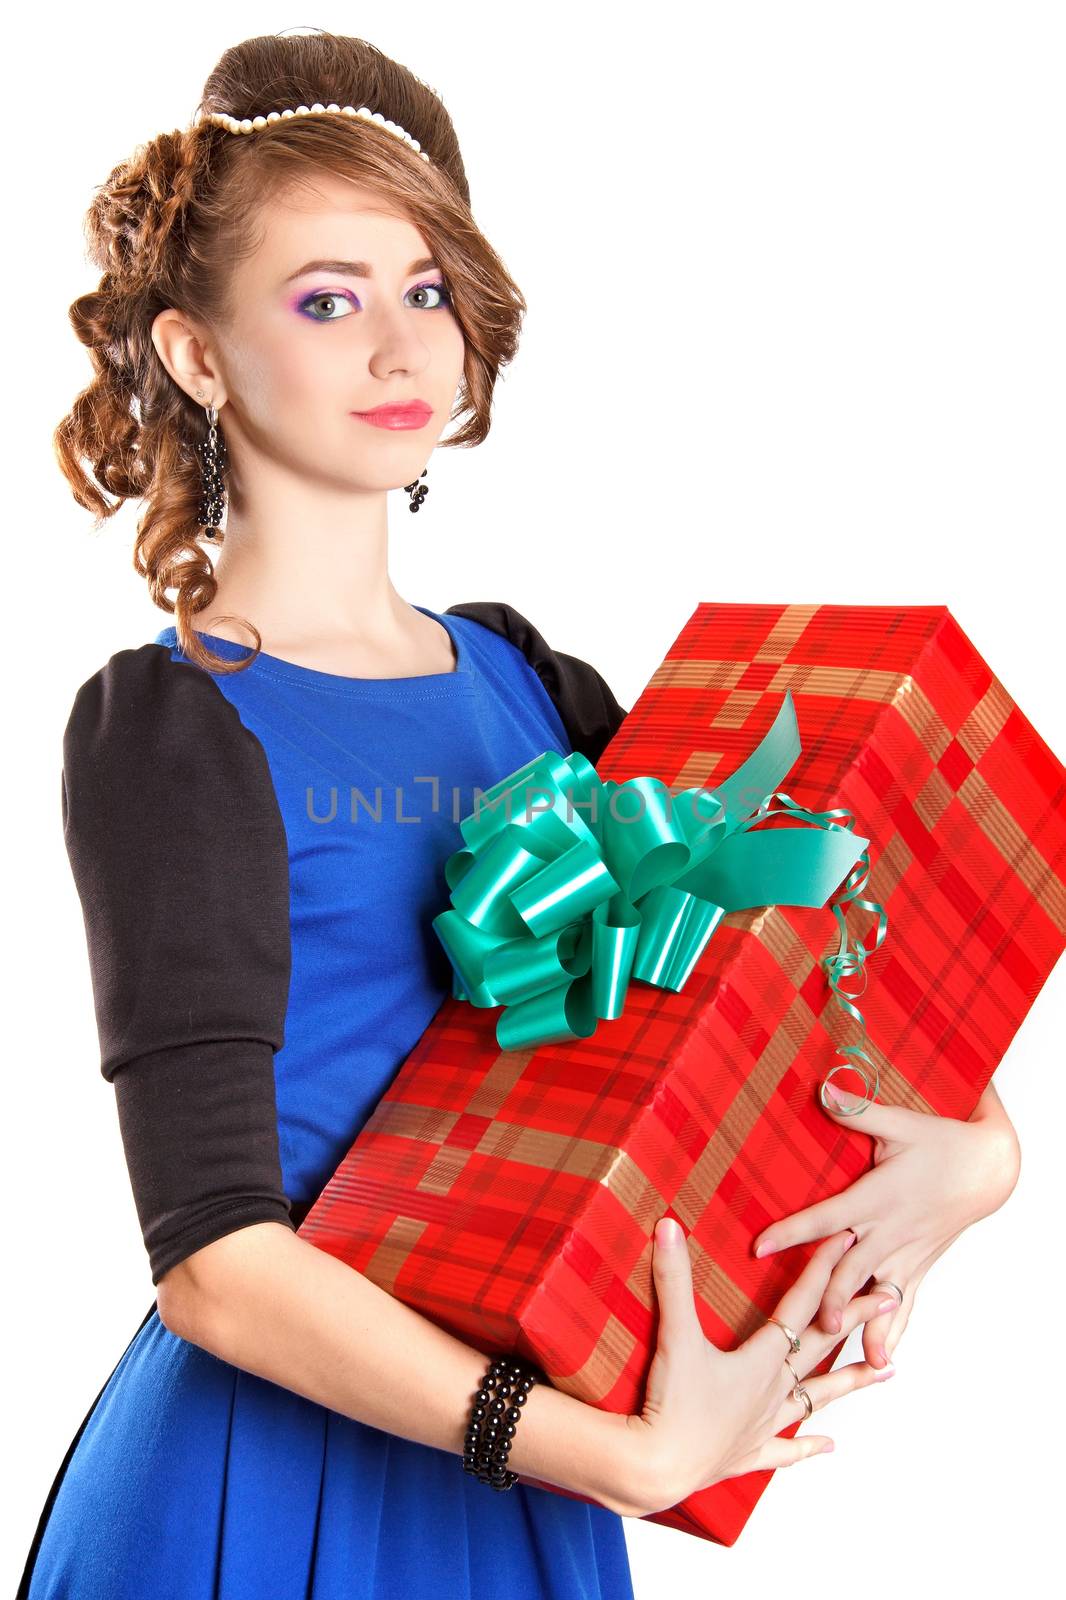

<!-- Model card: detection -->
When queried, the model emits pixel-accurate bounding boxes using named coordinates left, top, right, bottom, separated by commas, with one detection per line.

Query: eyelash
left=297, top=280, right=452, bottom=322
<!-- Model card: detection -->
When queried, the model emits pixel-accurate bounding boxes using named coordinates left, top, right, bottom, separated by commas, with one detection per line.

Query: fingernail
left=876, top=1298, right=898, bottom=1313
left=755, top=1240, right=776, bottom=1257
left=819, top=1440, right=835, bottom=1454
left=827, top=1310, right=842, bottom=1332
left=655, top=1218, right=681, bottom=1247
left=825, top=1082, right=864, bottom=1111
left=875, top=1364, right=896, bottom=1380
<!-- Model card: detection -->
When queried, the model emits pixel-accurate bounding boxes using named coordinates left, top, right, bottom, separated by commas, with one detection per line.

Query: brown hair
left=55, top=30, right=526, bottom=674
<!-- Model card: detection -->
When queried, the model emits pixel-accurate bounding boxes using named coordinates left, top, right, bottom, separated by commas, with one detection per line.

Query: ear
left=151, top=307, right=226, bottom=409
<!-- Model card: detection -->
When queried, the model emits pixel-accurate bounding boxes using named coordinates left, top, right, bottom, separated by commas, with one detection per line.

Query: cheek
left=269, top=324, right=353, bottom=403
left=439, top=317, right=466, bottom=386
left=228, top=314, right=352, bottom=418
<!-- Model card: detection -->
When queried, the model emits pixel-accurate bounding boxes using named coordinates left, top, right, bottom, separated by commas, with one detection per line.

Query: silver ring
left=783, top=1355, right=813, bottom=1418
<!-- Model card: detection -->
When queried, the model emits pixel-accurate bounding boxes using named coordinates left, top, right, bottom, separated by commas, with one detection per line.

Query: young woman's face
left=207, top=173, right=466, bottom=492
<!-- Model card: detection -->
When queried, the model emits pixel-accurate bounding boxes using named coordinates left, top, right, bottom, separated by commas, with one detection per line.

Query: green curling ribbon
left=432, top=690, right=888, bottom=1114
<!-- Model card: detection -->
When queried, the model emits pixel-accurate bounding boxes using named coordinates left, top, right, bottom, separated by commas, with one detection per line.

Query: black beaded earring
left=404, top=467, right=429, bottom=513
left=195, top=397, right=227, bottom=540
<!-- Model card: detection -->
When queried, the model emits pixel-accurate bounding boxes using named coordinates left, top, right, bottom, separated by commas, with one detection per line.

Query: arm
left=158, top=1223, right=639, bottom=1514
left=63, top=644, right=643, bottom=1519
left=967, top=1078, right=1022, bottom=1199
left=970, top=1076, right=1016, bottom=1129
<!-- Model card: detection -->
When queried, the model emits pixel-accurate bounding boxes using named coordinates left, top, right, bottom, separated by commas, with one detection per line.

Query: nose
left=366, top=303, right=433, bottom=379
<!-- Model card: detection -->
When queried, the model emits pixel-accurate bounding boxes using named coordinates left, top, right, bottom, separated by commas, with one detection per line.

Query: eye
left=296, top=280, right=453, bottom=323
left=408, top=279, right=452, bottom=310
left=298, top=289, right=359, bottom=322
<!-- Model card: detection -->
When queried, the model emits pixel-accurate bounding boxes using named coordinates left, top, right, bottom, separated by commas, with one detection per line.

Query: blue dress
left=22, top=606, right=635, bottom=1599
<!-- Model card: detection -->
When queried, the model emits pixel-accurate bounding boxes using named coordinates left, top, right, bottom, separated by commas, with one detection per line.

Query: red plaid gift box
left=298, top=602, right=1066, bottom=1545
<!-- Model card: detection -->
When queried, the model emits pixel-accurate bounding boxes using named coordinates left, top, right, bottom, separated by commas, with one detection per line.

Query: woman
left=20, top=28, right=1021, bottom=1598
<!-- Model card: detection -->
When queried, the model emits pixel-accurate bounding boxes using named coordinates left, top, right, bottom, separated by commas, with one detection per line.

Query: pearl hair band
left=202, top=103, right=431, bottom=161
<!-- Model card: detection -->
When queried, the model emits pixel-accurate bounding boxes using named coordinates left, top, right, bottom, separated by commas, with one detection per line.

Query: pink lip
left=351, top=402, right=433, bottom=430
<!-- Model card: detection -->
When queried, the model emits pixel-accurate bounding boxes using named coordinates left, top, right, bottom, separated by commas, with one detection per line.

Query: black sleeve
left=61, top=643, right=296, bottom=1286
left=444, top=600, right=628, bottom=765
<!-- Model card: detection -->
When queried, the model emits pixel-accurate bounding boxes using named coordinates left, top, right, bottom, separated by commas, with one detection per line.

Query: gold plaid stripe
left=467, top=1046, right=537, bottom=1118
left=648, top=659, right=746, bottom=691
left=674, top=751, right=725, bottom=789
left=690, top=1235, right=763, bottom=1340
left=754, top=606, right=821, bottom=661
left=890, top=675, right=953, bottom=759
left=958, top=768, right=1066, bottom=934
left=759, top=904, right=929, bottom=1113
left=368, top=1100, right=636, bottom=1190
left=712, top=691, right=765, bottom=729
left=674, top=992, right=821, bottom=1227
left=417, top=1144, right=472, bottom=1194
left=364, top=1100, right=458, bottom=1141
left=650, top=659, right=916, bottom=709
left=553, top=1312, right=639, bottom=1404
left=958, top=678, right=1015, bottom=764
left=872, top=830, right=914, bottom=905
left=913, top=767, right=956, bottom=832
left=766, top=663, right=915, bottom=707
left=366, top=1213, right=431, bottom=1294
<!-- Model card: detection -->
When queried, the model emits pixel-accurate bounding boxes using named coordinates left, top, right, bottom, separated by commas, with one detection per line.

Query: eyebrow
left=283, top=256, right=438, bottom=284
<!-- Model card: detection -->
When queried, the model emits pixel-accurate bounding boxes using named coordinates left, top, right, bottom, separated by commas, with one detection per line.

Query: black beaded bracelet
left=461, top=1354, right=540, bottom=1491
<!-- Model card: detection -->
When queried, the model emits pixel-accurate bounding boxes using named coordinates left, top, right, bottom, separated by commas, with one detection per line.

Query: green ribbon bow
left=432, top=690, right=887, bottom=1113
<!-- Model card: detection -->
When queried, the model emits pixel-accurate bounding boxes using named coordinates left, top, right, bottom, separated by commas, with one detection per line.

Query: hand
left=618, top=1225, right=899, bottom=1519
left=751, top=1080, right=1021, bottom=1370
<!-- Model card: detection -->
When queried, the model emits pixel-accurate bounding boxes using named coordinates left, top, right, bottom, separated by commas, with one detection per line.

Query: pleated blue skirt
left=20, top=1306, right=634, bottom=1599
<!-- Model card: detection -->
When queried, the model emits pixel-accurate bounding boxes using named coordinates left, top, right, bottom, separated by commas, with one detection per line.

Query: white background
left=5, top=3, right=1063, bottom=1595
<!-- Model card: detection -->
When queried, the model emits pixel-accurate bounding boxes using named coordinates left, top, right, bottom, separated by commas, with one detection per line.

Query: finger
left=838, top=1288, right=903, bottom=1344
left=800, top=1286, right=902, bottom=1363
left=649, top=1216, right=703, bottom=1348
left=864, top=1285, right=913, bottom=1368
left=754, top=1198, right=853, bottom=1259
left=885, top=1303, right=911, bottom=1361
left=861, top=1311, right=899, bottom=1370
left=817, top=1243, right=890, bottom=1334
left=856, top=1282, right=906, bottom=1369
left=729, top=1432, right=837, bottom=1478
left=820, top=1082, right=929, bottom=1146
left=754, top=1168, right=882, bottom=1260
left=773, top=1229, right=858, bottom=1331
left=748, top=1231, right=857, bottom=1373
left=857, top=1312, right=889, bottom=1376
left=777, top=1352, right=896, bottom=1428
left=771, top=1286, right=896, bottom=1401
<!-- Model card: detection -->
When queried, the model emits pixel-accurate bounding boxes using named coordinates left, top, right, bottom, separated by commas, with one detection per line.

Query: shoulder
left=61, top=642, right=287, bottom=911
left=443, top=599, right=616, bottom=693
left=444, top=599, right=628, bottom=765
left=62, top=642, right=286, bottom=844
left=64, top=642, right=261, bottom=775
left=443, top=599, right=550, bottom=657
